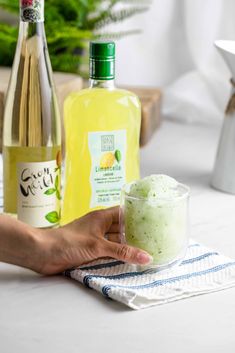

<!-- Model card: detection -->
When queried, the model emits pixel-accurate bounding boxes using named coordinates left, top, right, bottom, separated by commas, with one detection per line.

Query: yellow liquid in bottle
left=61, top=87, right=141, bottom=225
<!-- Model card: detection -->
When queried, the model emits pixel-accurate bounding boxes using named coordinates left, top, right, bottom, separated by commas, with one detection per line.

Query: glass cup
left=120, top=181, right=190, bottom=271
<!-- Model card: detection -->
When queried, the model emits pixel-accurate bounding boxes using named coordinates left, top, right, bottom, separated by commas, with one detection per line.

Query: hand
left=40, top=207, right=152, bottom=275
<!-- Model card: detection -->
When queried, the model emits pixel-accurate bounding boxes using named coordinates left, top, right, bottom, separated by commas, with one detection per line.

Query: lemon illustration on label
left=100, top=152, right=115, bottom=168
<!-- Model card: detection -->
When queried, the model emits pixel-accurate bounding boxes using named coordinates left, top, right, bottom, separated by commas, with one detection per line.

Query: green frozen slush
left=122, top=175, right=189, bottom=266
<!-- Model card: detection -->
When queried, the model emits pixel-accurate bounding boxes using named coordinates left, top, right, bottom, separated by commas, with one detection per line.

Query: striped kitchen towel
left=64, top=242, right=235, bottom=310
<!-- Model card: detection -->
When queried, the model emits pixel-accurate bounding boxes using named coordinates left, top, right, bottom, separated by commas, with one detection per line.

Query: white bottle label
left=17, top=160, right=61, bottom=228
left=88, top=130, right=127, bottom=208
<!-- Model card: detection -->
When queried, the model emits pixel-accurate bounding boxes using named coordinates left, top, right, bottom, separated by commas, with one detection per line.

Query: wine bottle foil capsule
left=20, top=0, right=44, bottom=23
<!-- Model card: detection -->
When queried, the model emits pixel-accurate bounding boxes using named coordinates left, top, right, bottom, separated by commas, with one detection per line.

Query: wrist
left=0, top=215, right=61, bottom=274
left=0, top=215, right=45, bottom=272
left=13, top=224, right=48, bottom=274
left=27, top=227, right=49, bottom=274
left=34, top=227, right=65, bottom=275
left=30, top=227, right=62, bottom=275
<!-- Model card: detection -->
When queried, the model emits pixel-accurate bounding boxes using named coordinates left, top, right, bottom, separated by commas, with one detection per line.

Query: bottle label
left=20, top=0, right=44, bottom=23
left=88, top=130, right=126, bottom=208
left=17, top=160, right=61, bottom=228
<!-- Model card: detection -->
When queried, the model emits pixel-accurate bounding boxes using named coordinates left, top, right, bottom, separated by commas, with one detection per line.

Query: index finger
left=103, top=206, right=119, bottom=223
left=101, top=206, right=120, bottom=233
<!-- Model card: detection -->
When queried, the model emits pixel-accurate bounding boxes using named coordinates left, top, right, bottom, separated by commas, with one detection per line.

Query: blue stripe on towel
left=188, top=243, right=200, bottom=247
left=83, top=270, right=147, bottom=288
left=79, top=243, right=200, bottom=273
left=101, top=261, right=235, bottom=297
left=181, top=252, right=218, bottom=265
left=82, top=251, right=220, bottom=287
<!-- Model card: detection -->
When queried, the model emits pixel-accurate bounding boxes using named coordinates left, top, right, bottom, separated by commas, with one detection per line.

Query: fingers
left=101, top=240, right=153, bottom=265
left=108, top=222, right=119, bottom=233
left=103, top=206, right=119, bottom=223
left=102, top=207, right=119, bottom=232
left=105, top=233, right=121, bottom=243
left=92, top=207, right=119, bottom=234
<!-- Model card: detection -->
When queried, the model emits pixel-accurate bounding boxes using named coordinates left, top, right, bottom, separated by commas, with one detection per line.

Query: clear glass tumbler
left=120, top=182, right=190, bottom=270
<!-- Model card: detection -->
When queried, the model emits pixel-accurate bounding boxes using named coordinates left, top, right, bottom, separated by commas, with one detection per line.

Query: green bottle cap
left=89, top=41, right=115, bottom=80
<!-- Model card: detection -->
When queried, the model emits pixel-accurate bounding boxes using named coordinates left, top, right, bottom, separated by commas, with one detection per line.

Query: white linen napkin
left=64, top=241, right=235, bottom=310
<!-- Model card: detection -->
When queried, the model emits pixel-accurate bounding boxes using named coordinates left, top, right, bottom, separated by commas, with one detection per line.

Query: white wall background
left=114, top=0, right=235, bottom=125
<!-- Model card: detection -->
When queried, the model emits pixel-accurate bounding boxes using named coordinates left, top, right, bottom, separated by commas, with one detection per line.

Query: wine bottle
left=3, top=0, right=61, bottom=228
left=61, top=41, right=141, bottom=224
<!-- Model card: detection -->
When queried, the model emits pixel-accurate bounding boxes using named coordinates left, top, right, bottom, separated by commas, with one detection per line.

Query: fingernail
left=136, top=252, right=153, bottom=265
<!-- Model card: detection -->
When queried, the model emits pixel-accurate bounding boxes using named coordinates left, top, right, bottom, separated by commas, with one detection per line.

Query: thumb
left=102, top=241, right=153, bottom=265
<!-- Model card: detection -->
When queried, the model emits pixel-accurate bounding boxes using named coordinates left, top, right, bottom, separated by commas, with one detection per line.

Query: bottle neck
left=18, top=0, right=46, bottom=47
left=89, top=79, right=115, bottom=89
left=19, top=20, right=45, bottom=39
left=89, top=56, right=115, bottom=83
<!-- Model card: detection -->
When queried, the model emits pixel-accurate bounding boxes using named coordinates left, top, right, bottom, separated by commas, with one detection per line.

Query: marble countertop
left=1, top=120, right=235, bottom=353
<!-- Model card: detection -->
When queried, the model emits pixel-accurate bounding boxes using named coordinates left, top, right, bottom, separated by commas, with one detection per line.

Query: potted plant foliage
left=0, top=0, right=150, bottom=77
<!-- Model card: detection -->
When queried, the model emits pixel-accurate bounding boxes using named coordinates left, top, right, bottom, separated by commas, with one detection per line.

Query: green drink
left=120, top=175, right=190, bottom=269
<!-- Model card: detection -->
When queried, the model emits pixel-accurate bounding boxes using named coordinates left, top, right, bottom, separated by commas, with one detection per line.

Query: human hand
left=39, top=207, right=152, bottom=275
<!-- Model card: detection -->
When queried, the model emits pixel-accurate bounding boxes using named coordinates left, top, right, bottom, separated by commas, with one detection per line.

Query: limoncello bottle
left=62, top=41, right=141, bottom=224
left=3, top=0, right=61, bottom=228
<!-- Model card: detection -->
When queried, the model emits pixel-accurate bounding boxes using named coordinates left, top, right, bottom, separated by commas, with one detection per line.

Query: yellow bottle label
left=88, top=130, right=126, bottom=207
left=17, top=160, right=61, bottom=227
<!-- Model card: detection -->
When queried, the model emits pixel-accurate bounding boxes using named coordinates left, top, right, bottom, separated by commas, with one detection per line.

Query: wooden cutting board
left=0, top=67, right=162, bottom=151
left=128, top=86, right=162, bottom=146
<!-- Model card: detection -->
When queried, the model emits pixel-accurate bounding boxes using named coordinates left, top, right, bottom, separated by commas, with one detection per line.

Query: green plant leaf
left=0, top=0, right=18, bottom=13
left=88, top=7, right=149, bottom=30
left=44, top=188, right=56, bottom=195
left=95, top=29, right=141, bottom=40
left=55, top=175, right=59, bottom=189
left=115, top=150, right=122, bottom=163
left=45, top=211, right=60, bottom=224
left=56, top=190, right=62, bottom=200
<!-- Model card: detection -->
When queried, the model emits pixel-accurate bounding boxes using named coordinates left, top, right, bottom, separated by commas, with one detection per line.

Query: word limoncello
left=62, top=41, right=141, bottom=224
